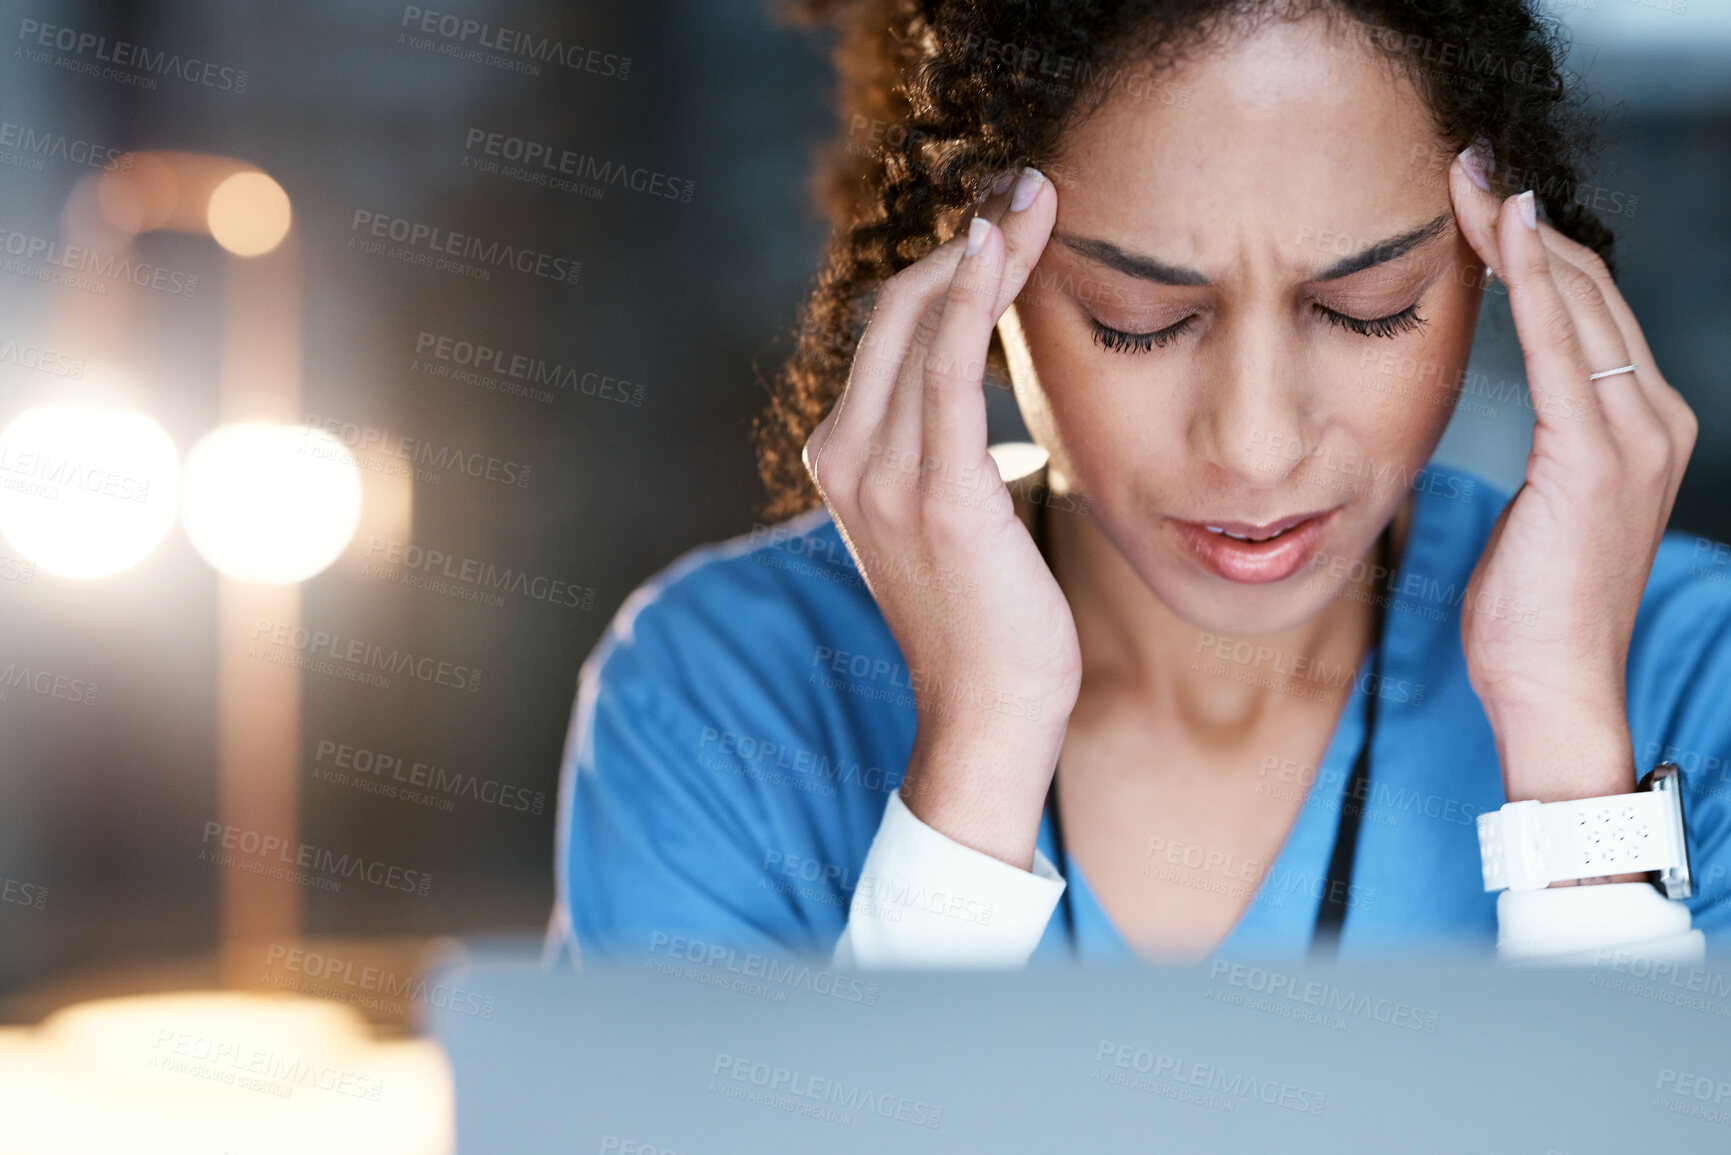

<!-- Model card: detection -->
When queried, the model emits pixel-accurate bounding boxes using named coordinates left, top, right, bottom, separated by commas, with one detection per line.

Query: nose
left=1188, top=316, right=1316, bottom=489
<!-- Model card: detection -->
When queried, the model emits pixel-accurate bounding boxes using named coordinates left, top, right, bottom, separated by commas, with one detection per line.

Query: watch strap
left=1477, top=791, right=1684, bottom=891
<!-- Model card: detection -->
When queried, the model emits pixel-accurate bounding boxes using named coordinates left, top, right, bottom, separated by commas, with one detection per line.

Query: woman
left=552, top=0, right=1730, bottom=967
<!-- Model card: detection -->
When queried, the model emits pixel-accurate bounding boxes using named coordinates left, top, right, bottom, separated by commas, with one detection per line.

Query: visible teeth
left=1205, top=524, right=1270, bottom=542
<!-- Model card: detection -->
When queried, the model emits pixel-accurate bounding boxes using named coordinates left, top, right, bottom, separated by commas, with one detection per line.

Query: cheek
left=1003, top=301, right=1150, bottom=480
left=1344, top=287, right=1480, bottom=455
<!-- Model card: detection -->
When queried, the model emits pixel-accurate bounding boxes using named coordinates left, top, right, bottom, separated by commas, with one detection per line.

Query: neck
left=1046, top=492, right=1409, bottom=736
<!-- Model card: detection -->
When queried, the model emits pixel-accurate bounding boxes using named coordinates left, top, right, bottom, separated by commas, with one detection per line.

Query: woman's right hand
left=801, top=166, right=1079, bottom=872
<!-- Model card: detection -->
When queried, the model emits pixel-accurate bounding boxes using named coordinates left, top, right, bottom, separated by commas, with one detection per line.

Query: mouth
left=1170, top=508, right=1337, bottom=584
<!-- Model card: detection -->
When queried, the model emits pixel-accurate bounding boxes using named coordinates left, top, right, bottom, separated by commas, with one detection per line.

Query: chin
left=1154, top=568, right=1343, bottom=639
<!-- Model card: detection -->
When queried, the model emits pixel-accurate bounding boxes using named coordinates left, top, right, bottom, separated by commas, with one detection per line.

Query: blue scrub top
left=553, top=465, right=1731, bottom=964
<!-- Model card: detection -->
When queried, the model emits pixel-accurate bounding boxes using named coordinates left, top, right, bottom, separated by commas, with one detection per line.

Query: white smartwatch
left=1477, top=762, right=1692, bottom=898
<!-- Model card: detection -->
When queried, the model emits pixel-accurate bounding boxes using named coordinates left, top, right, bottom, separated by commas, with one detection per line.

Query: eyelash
left=1089, top=316, right=1197, bottom=353
left=1088, top=303, right=1427, bottom=355
left=1314, top=302, right=1426, bottom=339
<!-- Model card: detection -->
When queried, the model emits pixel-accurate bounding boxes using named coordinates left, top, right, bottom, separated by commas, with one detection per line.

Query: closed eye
left=1090, top=314, right=1198, bottom=354
left=1314, top=302, right=1425, bottom=339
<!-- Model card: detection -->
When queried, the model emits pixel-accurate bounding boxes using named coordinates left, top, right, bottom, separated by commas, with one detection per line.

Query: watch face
left=1642, top=762, right=1693, bottom=900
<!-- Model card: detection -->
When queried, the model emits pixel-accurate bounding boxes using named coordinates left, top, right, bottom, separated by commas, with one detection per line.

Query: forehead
left=1049, top=12, right=1448, bottom=269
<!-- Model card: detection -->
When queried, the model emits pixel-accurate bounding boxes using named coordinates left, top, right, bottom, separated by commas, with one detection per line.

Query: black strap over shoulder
left=1027, top=468, right=1395, bottom=961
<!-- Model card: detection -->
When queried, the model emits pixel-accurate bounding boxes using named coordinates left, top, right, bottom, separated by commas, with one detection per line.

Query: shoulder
left=571, top=506, right=894, bottom=759
left=554, top=507, right=915, bottom=957
left=1628, top=528, right=1731, bottom=755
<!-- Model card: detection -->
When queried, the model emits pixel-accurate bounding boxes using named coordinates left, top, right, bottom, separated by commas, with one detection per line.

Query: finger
left=833, top=229, right=973, bottom=457
left=1496, top=190, right=1611, bottom=439
left=922, top=215, right=1005, bottom=467
left=868, top=218, right=993, bottom=458
left=976, top=166, right=1058, bottom=315
left=1447, top=148, right=1502, bottom=282
left=1537, top=242, right=1658, bottom=438
left=1535, top=223, right=1696, bottom=451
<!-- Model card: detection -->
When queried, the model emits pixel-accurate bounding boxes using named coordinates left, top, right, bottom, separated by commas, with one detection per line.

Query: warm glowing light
left=0, top=407, right=181, bottom=579
left=96, top=153, right=179, bottom=235
left=987, top=440, right=1049, bottom=482
left=207, top=171, right=292, bottom=256
left=182, top=423, right=362, bottom=584
left=0, top=991, right=453, bottom=1154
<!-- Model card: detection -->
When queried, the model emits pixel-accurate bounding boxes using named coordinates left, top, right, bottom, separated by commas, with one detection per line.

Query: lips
left=1171, top=508, right=1336, bottom=584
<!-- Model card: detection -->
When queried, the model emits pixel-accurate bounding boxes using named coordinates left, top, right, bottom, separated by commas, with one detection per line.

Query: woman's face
left=998, top=12, right=1484, bottom=636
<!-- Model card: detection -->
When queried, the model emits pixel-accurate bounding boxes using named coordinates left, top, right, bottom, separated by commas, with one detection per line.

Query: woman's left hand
left=1447, top=146, right=1698, bottom=807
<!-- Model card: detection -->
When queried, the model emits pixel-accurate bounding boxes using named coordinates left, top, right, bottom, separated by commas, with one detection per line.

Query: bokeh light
left=207, top=171, right=293, bottom=257
left=0, top=407, right=182, bottom=580
left=182, top=423, right=362, bottom=584
left=987, top=440, right=1050, bottom=483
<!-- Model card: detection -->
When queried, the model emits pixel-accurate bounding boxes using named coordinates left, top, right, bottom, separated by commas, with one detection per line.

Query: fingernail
left=965, top=215, right=990, bottom=256
left=992, top=167, right=1018, bottom=196
left=1009, top=166, right=1045, bottom=213
left=1517, top=189, right=1537, bottom=231
left=1457, top=144, right=1491, bottom=192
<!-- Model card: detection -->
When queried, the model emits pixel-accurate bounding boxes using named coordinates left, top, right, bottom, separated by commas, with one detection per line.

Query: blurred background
left=0, top=0, right=1725, bottom=1145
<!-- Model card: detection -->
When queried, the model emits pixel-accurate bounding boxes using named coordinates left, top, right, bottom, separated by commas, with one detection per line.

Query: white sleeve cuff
left=1497, top=882, right=1705, bottom=966
left=832, top=790, right=1067, bottom=970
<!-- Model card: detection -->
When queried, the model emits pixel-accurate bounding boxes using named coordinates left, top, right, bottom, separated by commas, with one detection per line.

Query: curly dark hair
left=754, top=0, right=1613, bottom=519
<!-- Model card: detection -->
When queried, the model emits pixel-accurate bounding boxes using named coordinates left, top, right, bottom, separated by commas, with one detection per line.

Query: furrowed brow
left=1312, top=213, right=1454, bottom=281
left=1052, top=234, right=1211, bottom=287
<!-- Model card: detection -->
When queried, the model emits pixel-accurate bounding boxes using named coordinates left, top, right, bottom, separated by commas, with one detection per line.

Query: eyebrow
left=1052, top=212, right=1456, bottom=287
